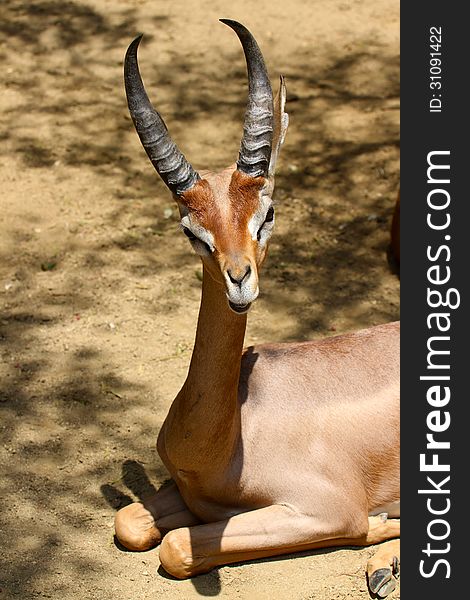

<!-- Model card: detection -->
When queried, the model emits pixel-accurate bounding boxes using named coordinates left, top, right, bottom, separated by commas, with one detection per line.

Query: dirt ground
left=0, top=1, right=400, bottom=598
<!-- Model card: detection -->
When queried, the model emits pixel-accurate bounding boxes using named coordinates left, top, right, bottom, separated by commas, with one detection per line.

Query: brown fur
left=115, top=50, right=399, bottom=597
left=181, top=169, right=264, bottom=259
left=115, top=164, right=400, bottom=593
left=115, top=256, right=400, bottom=587
left=228, top=170, right=266, bottom=224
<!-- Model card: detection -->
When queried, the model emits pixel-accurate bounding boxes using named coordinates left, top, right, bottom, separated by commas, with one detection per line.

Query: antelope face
left=124, top=19, right=288, bottom=314
left=178, top=169, right=275, bottom=313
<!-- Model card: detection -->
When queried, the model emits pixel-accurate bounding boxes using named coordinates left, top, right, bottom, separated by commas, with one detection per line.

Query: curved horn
left=220, top=19, right=274, bottom=179
left=124, top=35, right=200, bottom=196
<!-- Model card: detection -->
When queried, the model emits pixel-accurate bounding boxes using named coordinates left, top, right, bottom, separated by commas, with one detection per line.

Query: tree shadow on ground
left=1, top=3, right=398, bottom=597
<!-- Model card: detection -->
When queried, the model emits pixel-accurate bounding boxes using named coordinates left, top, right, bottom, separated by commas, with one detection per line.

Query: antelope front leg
left=114, top=480, right=200, bottom=551
left=159, top=507, right=400, bottom=598
left=159, top=503, right=372, bottom=579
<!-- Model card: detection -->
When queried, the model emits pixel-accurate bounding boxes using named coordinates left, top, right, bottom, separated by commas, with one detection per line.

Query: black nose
left=227, top=265, right=251, bottom=286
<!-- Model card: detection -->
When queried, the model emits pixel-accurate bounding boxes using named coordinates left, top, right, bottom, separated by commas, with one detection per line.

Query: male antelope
left=115, top=20, right=400, bottom=598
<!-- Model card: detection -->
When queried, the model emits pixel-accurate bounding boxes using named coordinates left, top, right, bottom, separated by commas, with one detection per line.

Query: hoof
left=368, top=557, right=400, bottom=598
left=114, top=502, right=162, bottom=551
left=159, top=529, right=210, bottom=579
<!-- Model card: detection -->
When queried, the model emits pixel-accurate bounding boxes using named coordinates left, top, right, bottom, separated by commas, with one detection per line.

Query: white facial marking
left=224, top=270, right=259, bottom=307
left=248, top=191, right=275, bottom=245
left=180, top=215, right=215, bottom=255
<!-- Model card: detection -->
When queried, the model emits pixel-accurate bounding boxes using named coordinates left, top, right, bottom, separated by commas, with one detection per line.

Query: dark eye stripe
left=182, top=226, right=197, bottom=241
left=182, top=227, right=211, bottom=253
left=257, top=206, right=275, bottom=241
left=265, top=206, right=274, bottom=222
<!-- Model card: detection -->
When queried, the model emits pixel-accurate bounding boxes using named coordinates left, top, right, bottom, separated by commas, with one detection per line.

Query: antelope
left=115, top=20, right=400, bottom=598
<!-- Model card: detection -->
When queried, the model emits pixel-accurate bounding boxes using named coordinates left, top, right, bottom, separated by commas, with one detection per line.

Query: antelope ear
left=267, top=76, right=289, bottom=193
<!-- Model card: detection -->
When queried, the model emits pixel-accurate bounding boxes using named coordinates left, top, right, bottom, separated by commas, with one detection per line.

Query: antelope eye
left=182, top=227, right=197, bottom=241
left=257, top=206, right=275, bottom=241
left=265, top=206, right=274, bottom=222
left=182, top=226, right=212, bottom=254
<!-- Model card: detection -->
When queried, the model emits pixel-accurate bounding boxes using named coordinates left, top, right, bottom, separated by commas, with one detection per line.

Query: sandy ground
left=0, top=0, right=399, bottom=598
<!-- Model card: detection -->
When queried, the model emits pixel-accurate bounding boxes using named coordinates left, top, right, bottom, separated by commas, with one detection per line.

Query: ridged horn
left=124, top=35, right=200, bottom=196
left=220, top=19, right=274, bottom=179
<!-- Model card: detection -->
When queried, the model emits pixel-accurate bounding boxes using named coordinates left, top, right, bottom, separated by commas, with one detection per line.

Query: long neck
left=186, top=266, right=247, bottom=394
left=161, top=265, right=247, bottom=471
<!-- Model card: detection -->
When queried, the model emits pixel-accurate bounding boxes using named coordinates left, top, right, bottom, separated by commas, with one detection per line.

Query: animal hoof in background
left=114, top=502, right=162, bottom=551
left=368, top=556, right=400, bottom=598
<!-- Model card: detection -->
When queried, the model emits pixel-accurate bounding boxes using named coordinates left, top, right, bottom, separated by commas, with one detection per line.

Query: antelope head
left=124, top=19, right=288, bottom=314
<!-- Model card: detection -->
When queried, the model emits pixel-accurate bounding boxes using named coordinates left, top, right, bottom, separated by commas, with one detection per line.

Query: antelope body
left=115, top=20, right=400, bottom=598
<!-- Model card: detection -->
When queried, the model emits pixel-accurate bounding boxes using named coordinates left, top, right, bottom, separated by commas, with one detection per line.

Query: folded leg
left=159, top=505, right=399, bottom=579
left=114, top=480, right=200, bottom=551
